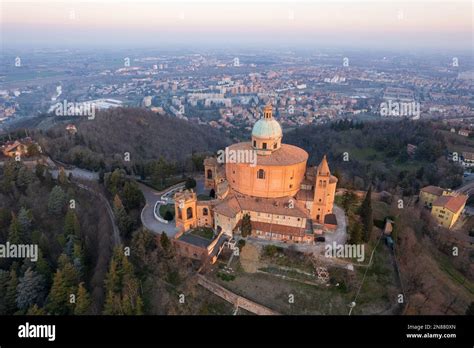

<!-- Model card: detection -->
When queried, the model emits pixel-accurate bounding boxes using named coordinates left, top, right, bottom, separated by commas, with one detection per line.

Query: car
left=316, top=236, right=326, bottom=242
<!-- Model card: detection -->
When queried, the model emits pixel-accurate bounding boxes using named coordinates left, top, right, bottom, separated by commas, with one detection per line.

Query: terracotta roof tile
left=421, top=185, right=444, bottom=196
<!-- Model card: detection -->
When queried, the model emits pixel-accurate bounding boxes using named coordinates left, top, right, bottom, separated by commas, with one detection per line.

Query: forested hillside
left=285, top=119, right=463, bottom=194
left=38, top=107, right=232, bottom=172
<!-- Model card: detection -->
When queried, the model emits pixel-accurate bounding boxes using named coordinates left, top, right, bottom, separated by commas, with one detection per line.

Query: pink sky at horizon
left=1, top=1, right=472, bottom=50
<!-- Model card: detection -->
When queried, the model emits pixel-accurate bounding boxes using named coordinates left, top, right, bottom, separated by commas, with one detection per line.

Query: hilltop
left=37, top=108, right=232, bottom=171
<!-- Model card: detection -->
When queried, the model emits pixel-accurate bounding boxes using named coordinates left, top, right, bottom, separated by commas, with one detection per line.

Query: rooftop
left=227, top=142, right=308, bottom=166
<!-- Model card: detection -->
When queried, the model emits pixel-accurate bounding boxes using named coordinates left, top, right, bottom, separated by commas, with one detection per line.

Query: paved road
left=75, top=182, right=121, bottom=246
left=139, top=182, right=180, bottom=237
left=139, top=178, right=208, bottom=237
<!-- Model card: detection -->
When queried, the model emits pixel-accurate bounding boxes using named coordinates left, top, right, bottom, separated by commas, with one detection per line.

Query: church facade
left=174, top=104, right=338, bottom=245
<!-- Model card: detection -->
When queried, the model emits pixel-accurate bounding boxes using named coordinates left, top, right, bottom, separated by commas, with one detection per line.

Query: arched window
left=253, top=140, right=257, bottom=147
left=178, top=209, right=182, bottom=219
left=203, top=208, right=209, bottom=216
left=273, top=142, right=277, bottom=149
left=207, top=169, right=213, bottom=179
left=262, top=142, right=267, bottom=149
left=257, top=169, right=265, bottom=179
left=186, top=207, right=193, bottom=219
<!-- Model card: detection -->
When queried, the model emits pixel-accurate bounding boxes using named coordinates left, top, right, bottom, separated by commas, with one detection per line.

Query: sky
left=1, top=0, right=472, bottom=51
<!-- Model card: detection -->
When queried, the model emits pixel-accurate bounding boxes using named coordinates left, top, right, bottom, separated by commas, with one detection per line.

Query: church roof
left=252, top=118, right=282, bottom=140
left=317, top=155, right=331, bottom=176
left=251, top=104, right=282, bottom=140
left=213, top=190, right=311, bottom=219
left=227, top=142, right=308, bottom=166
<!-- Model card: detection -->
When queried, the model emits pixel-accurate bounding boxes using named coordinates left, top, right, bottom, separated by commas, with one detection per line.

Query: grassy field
left=190, top=227, right=215, bottom=240
left=159, top=204, right=175, bottom=220
left=440, top=130, right=474, bottom=153
left=208, top=241, right=399, bottom=315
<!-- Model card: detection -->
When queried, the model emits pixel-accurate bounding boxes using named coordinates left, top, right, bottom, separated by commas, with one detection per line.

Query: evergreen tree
left=359, top=186, right=373, bottom=242
left=103, top=246, right=143, bottom=315
left=5, top=269, right=18, bottom=314
left=185, top=177, right=197, bottom=190
left=46, top=254, right=79, bottom=315
left=1, top=160, right=20, bottom=193
left=16, top=166, right=33, bottom=192
left=26, top=304, right=46, bottom=315
left=35, top=249, right=52, bottom=285
left=48, top=186, right=66, bottom=216
left=74, top=282, right=91, bottom=315
left=64, top=209, right=80, bottom=237
left=113, top=194, right=131, bottom=237
left=122, top=181, right=144, bottom=211
left=16, top=268, right=46, bottom=310
left=349, top=221, right=364, bottom=245
left=17, top=207, right=32, bottom=241
left=0, top=269, right=9, bottom=314
left=241, top=213, right=252, bottom=237
left=8, top=213, right=24, bottom=244
left=35, top=163, right=46, bottom=181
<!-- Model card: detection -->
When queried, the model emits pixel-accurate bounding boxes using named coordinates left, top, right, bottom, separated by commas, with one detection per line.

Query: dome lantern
left=251, top=104, right=283, bottom=155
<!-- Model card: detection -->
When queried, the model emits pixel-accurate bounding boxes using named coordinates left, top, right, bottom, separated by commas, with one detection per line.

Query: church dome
left=251, top=104, right=282, bottom=140
left=252, top=117, right=282, bottom=139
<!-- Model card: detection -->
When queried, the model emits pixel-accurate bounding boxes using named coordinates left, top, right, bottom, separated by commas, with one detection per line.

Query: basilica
left=173, top=104, right=337, bottom=260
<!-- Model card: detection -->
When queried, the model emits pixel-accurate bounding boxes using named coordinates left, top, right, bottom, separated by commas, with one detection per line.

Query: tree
left=16, top=268, right=46, bottom=311
left=185, top=177, right=196, bottom=190
left=359, top=186, right=373, bottom=242
left=46, top=254, right=79, bottom=315
left=106, top=169, right=125, bottom=196
left=241, top=213, right=252, bottom=237
left=1, top=160, right=20, bottom=193
left=58, top=167, right=68, bottom=185
left=0, top=269, right=10, bottom=314
left=8, top=213, right=24, bottom=244
left=163, top=210, right=173, bottom=221
left=64, top=209, right=80, bottom=237
left=27, top=143, right=41, bottom=157
left=113, top=194, right=131, bottom=237
left=48, top=185, right=66, bottom=216
left=74, top=282, right=91, bottom=315
left=122, top=181, right=145, bottom=211
left=17, top=207, right=32, bottom=240
left=26, top=304, right=46, bottom=315
left=103, top=246, right=143, bottom=315
left=5, top=269, right=18, bottom=314
left=349, top=221, right=364, bottom=244
left=160, top=232, right=171, bottom=252
left=35, top=163, right=46, bottom=181
left=131, top=229, right=158, bottom=276
left=16, top=166, right=33, bottom=192
left=341, top=190, right=357, bottom=212
left=35, top=249, right=52, bottom=285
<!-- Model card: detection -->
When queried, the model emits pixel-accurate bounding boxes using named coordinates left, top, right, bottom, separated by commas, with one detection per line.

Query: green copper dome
left=252, top=117, right=282, bottom=140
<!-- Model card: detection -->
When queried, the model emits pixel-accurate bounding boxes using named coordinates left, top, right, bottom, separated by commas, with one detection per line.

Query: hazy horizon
left=1, top=0, right=472, bottom=53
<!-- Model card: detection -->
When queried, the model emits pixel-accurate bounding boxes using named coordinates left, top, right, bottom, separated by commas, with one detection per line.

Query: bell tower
left=174, top=190, right=197, bottom=232
left=312, top=155, right=335, bottom=224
